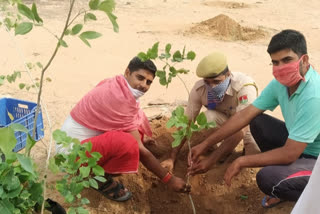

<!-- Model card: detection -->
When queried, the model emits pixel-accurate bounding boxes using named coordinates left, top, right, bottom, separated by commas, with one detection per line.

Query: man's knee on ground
left=256, top=166, right=276, bottom=196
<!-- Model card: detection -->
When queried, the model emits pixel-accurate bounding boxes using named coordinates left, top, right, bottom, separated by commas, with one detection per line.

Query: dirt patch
left=53, top=117, right=294, bottom=214
left=203, top=1, right=250, bottom=9
left=187, top=14, right=267, bottom=41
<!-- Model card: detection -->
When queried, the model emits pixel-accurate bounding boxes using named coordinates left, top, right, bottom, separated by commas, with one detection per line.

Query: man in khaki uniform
left=161, top=52, right=260, bottom=172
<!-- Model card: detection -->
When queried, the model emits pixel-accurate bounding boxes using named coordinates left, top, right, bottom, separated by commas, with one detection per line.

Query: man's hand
left=167, top=176, right=191, bottom=193
left=224, top=157, right=243, bottom=186
left=188, top=157, right=211, bottom=176
left=160, top=158, right=174, bottom=173
left=188, top=142, right=208, bottom=166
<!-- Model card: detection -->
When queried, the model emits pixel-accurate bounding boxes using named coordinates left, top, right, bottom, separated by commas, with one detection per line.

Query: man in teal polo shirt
left=187, top=29, right=320, bottom=208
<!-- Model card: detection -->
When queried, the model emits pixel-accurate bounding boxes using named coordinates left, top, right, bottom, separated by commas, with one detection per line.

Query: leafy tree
left=0, top=0, right=118, bottom=213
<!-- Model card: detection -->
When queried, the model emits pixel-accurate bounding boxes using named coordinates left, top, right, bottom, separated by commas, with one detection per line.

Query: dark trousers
left=250, top=114, right=316, bottom=201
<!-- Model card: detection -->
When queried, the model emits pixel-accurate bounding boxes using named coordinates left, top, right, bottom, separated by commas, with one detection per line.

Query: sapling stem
left=38, top=0, right=77, bottom=213
left=177, top=74, right=196, bottom=214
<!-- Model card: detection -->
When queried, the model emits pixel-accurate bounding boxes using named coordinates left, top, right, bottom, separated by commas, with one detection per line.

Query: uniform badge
left=239, top=95, right=248, bottom=104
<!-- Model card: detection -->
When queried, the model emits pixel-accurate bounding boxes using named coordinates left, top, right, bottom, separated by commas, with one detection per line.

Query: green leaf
left=65, top=193, right=75, bottom=203
left=240, top=195, right=248, bottom=200
left=89, top=0, right=100, bottom=10
left=20, top=189, right=31, bottom=199
left=81, top=181, right=90, bottom=188
left=7, top=186, right=22, bottom=198
left=165, top=43, right=171, bottom=54
left=36, top=62, right=43, bottom=69
left=89, top=178, right=98, bottom=189
left=137, top=52, right=148, bottom=62
left=82, top=142, right=92, bottom=152
left=84, top=13, right=97, bottom=22
left=31, top=3, right=43, bottom=23
left=16, top=153, right=35, bottom=175
left=4, top=171, right=20, bottom=191
left=53, top=129, right=72, bottom=143
left=105, top=11, right=119, bottom=32
left=166, top=118, right=176, bottom=128
left=0, top=199, right=15, bottom=214
left=94, top=176, right=107, bottom=183
left=0, top=75, right=5, bottom=86
left=172, top=132, right=184, bottom=148
left=59, top=39, right=68, bottom=48
left=79, top=31, right=102, bottom=40
left=187, top=51, right=196, bottom=60
left=6, top=75, right=12, bottom=83
left=15, top=22, right=33, bottom=35
left=27, top=62, right=33, bottom=69
left=98, top=0, right=115, bottom=13
left=90, top=152, right=102, bottom=160
left=68, top=207, right=77, bottom=214
left=81, top=198, right=90, bottom=205
left=177, top=68, right=189, bottom=74
left=174, top=106, right=185, bottom=117
left=92, top=165, right=104, bottom=176
left=71, top=24, right=83, bottom=35
left=159, top=77, right=167, bottom=86
left=77, top=207, right=89, bottom=214
left=147, top=42, right=159, bottom=59
left=79, top=36, right=91, bottom=47
left=29, top=182, right=43, bottom=202
left=169, top=66, right=177, bottom=77
left=49, top=157, right=59, bottom=174
left=190, top=122, right=199, bottom=132
left=4, top=18, right=14, bottom=30
left=79, top=166, right=90, bottom=178
left=0, top=127, right=17, bottom=156
left=196, top=112, right=207, bottom=126
left=98, top=0, right=118, bottom=32
left=206, top=121, right=216, bottom=129
left=172, top=51, right=182, bottom=62
left=156, top=70, right=166, bottom=78
left=9, top=123, right=28, bottom=133
left=17, top=3, right=34, bottom=21
left=26, top=133, right=36, bottom=155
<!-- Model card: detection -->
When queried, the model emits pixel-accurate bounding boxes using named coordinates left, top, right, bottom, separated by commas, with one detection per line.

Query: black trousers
left=250, top=114, right=316, bottom=201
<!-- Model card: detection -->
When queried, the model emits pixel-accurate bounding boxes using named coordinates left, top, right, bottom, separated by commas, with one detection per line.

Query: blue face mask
left=206, top=76, right=231, bottom=110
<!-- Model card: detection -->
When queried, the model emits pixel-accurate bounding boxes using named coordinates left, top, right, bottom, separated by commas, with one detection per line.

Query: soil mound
left=188, top=14, right=267, bottom=41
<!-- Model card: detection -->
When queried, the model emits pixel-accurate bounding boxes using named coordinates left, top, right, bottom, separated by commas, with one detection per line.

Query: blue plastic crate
left=0, top=98, right=44, bottom=152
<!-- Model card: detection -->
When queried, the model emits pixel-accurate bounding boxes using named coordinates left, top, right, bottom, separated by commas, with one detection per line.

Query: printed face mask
left=206, top=76, right=231, bottom=110
left=272, top=55, right=305, bottom=87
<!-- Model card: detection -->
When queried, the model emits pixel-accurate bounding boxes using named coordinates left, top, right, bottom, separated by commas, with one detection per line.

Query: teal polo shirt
left=253, top=66, right=320, bottom=157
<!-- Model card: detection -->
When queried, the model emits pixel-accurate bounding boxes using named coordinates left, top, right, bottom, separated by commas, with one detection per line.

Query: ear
left=124, top=68, right=130, bottom=77
left=226, top=70, right=231, bottom=77
left=302, top=54, right=309, bottom=66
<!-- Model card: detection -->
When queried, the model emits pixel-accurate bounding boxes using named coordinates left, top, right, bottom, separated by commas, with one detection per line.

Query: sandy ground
left=1, top=0, right=320, bottom=213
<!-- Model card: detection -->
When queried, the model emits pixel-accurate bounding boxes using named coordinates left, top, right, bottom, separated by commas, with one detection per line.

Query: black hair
left=267, top=29, right=307, bottom=57
left=127, top=57, right=157, bottom=77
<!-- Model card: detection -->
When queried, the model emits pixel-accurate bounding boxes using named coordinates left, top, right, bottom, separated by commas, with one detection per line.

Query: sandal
left=94, top=177, right=132, bottom=202
left=261, top=195, right=284, bottom=208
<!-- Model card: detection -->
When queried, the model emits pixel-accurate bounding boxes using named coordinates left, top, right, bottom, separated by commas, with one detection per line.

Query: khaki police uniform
left=186, top=72, right=260, bottom=154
